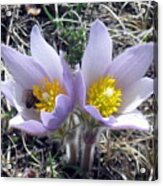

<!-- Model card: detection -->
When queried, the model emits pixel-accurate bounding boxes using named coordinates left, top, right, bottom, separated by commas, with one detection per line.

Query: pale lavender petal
left=1, top=80, right=41, bottom=121
left=74, top=70, right=86, bottom=106
left=30, top=25, right=63, bottom=82
left=20, top=108, right=40, bottom=121
left=60, top=54, right=74, bottom=98
left=1, top=80, right=25, bottom=110
left=107, top=43, right=154, bottom=89
left=41, top=94, right=72, bottom=130
left=1, top=44, right=47, bottom=89
left=1, top=81, right=15, bottom=107
left=109, top=110, right=150, bottom=131
left=9, top=115, right=50, bottom=136
left=82, top=19, right=112, bottom=88
left=119, top=77, right=154, bottom=113
left=84, top=105, right=116, bottom=125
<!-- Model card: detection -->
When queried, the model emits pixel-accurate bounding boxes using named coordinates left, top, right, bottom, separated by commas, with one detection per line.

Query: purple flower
left=1, top=25, right=74, bottom=136
left=75, top=19, right=154, bottom=130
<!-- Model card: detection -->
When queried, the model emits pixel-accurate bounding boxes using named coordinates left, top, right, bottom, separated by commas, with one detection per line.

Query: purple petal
left=1, top=81, right=15, bottom=107
left=20, top=108, right=40, bottom=121
left=1, top=80, right=26, bottom=110
left=109, top=110, right=150, bottom=131
left=82, top=19, right=112, bottom=88
left=1, top=80, right=41, bottom=121
left=119, top=77, right=154, bottom=113
left=84, top=105, right=116, bottom=125
left=41, top=94, right=72, bottom=130
left=107, top=43, right=154, bottom=89
left=30, top=25, right=63, bottom=82
left=9, top=115, right=50, bottom=136
left=74, top=70, right=86, bottom=107
left=1, top=44, right=47, bottom=89
left=60, top=54, right=74, bottom=98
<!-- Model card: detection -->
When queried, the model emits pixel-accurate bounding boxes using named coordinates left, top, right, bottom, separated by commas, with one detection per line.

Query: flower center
left=86, top=76, right=122, bottom=117
left=32, top=77, right=65, bottom=112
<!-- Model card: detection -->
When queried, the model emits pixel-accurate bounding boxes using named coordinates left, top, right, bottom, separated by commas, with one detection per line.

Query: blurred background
left=1, top=2, right=158, bottom=180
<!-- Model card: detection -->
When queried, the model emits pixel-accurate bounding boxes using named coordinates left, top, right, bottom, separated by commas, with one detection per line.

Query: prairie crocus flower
left=75, top=20, right=154, bottom=130
left=1, top=25, right=74, bottom=136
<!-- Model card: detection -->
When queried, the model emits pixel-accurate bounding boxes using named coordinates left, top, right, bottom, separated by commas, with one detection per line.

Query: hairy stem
left=81, top=129, right=98, bottom=172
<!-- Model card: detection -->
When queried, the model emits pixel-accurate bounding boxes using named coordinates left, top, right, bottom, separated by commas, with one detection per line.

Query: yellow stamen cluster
left=33, top=77, right=65, bottom=112
left=86, top=76, right=122, bottom=117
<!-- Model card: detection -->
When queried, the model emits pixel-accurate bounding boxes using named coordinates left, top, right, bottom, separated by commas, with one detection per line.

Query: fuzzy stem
left=81, top=129, right=98, bottom=172
left=66, top=141, right=78, bottom=165
left=81, top=142, right=95, bottom=172
left=65, top=127, right=80, bottom=166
